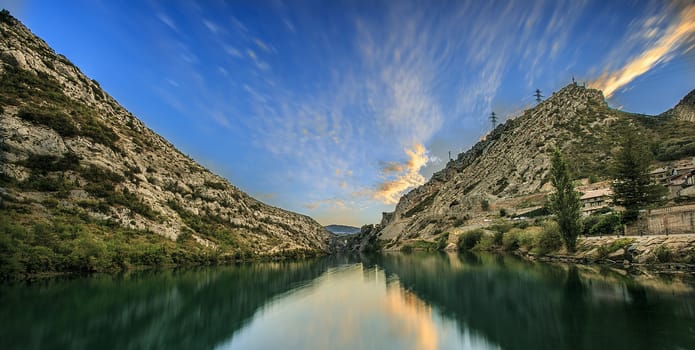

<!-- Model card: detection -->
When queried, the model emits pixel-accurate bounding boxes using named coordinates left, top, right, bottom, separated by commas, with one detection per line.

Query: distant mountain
left=0, top=11, right=331, bottom=276
left=376, top=83, right=695, bottom=249
left=325, top=224, right=361, bottom=235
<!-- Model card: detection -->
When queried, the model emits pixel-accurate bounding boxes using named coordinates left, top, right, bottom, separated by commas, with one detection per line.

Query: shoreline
left=515, top=233, right=695, bottom=275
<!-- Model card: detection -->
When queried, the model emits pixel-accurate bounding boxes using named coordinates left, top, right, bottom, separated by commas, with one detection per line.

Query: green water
left=1, top=253, right=694, bottom=350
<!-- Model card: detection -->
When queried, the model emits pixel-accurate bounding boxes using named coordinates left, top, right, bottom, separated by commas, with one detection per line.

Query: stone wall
left=627, top=204, right=695, bottom=236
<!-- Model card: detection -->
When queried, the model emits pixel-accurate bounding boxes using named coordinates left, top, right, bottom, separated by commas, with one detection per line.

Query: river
left=1, top=253, right=694, bottom=349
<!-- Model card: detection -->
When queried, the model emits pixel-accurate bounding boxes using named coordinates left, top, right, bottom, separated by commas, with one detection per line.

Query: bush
left=18, top=108, right=78, bottom=137
left=474, top=234, right=496, bottom=251
left=514, top=221, right=530, bottom=229
left=481, top=199, right=490, bottom=211
left=595, top=238, right=634, bottom=259
left=653, top=245, right=672, bottom=263
left=502, top=227, right=538, bottom=251
left=23, top=152, right=81, bottom=174
left=493, top=230, right=504, bottom=245
left=205, top=180, right=226, bottom=190
left=458, top=229, right=484, bottom=250
left=536, top=221, right=562, bottom=255
left=80, top=117, right=118, bottom=148
left=590, top=214, right=622, bottom=236
left=435, top=232, right=449, bottom=251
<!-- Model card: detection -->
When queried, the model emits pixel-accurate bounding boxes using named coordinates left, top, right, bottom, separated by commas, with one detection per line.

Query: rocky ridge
left=0, top=12, right=331, bottom=261
left=663, top=88, right=695, bottom=122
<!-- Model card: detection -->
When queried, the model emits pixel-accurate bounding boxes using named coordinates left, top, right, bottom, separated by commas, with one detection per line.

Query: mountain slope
left=0, top=11, right=331, bottom=276
left=378, top=83, right=695, bottom=247
left=325, top=224, right=361, bottom=235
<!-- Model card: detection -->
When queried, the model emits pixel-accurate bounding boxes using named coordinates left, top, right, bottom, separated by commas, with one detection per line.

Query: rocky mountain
left=663, top=88, right=695, bottom=123
left=0, top=11, right=331, bottom=274
left=325, top=224, right=361, bottom=235
left=377, top=82, right=695, bottom=249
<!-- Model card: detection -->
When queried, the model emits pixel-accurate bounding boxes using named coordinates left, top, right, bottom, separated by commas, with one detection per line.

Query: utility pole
left=489, top=111, right=497, bottom=130
left=534, top=89, right=543, bottom=104
left=448, top=150, right=452, bottom=161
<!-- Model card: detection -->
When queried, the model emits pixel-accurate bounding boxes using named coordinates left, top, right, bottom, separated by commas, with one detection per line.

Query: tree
left=611, top=128, right=665, bottom=222
left=548, top=149, right=582, bottom=252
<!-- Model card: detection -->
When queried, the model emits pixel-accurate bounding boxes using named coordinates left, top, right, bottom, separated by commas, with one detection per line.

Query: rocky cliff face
left=0, top=12, right=331, bottom=258
left=378, top=83, right=695, bottom=248
left=662, top=89, right=695, bottom=122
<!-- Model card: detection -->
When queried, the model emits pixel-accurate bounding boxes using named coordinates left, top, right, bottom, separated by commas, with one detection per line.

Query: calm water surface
left=1, top=253, right=694, bottom=350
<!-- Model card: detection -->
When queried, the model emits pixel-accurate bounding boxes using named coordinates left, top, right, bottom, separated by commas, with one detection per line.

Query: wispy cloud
left=373, top=144, right=429, bottom=204
left=157, top=12, right=178, bottom=32
left=590, top=3, right=695, bottom=98
left=141, top=0, right=692, bottom=225
left=303, top=198, right=347, bottom=210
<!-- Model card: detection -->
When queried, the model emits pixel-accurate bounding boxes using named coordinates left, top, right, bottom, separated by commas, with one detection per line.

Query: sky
left=4, top=0, right=695, bottom=226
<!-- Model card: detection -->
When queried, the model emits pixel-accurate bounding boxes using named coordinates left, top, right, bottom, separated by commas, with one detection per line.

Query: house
left=580, top=188, right=613, bottom=215
left=668, top=169, right=695, bottom=197
left=649, top=167, right=670, bottom=184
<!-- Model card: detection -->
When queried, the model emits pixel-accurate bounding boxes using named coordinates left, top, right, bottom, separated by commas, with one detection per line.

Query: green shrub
left=23, top=152, right=81, bottom=173
left=581, top=216, right=599, bottom=236
left=513, top=220, right=530, bottom=229
left=18, top=108, right=78, bottom=137
left=653, top=245, right=672, bottom=263
left=205, top=180, right=226, bottom=190
left=20, top=174, right=74, bottom=191
left=435, top=232, right=449, bottom=251
left=80, top=117, right=118, bottom=147
left=489, top=222, right=513, bottom=234
left=502, top=230, right=519, bottom=250
left=589, top=214, right=622, bottom=236
left=474, top=234, right=496, bottom=251
left=502, top=227, right=538, bottom=251
left=536, top=221, right=562, bottom=255
left=493, top=230, right=504, bottom=245
left=480, top=199, right=490, bottom=211
left=595, top=238, right=634, bottom=259
left=458, top=229, right=484, bottom=250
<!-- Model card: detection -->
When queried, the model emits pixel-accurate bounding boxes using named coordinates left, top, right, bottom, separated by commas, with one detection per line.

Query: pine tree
left=611, top=128, right=665, bottom=222
left=548, top=149, right=582, bottom=252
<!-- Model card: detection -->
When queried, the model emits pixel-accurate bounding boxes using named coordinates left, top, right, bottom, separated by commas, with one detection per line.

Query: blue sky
left=5, top=0, right=695, bottom=226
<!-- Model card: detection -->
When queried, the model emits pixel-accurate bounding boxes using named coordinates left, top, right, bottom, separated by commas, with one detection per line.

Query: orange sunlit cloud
left=373, top=143, right=429, bottom=204
left=590, top=4, right=695, bottom=98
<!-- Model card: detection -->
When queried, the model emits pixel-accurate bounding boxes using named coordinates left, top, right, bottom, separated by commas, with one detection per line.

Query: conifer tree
left=611, top=128, right=665, bottom=222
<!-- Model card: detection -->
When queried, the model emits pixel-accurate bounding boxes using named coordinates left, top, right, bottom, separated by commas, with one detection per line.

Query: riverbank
left=525, top=234, right=695, bottom=274
left=388, top=220, right=695, bottom=275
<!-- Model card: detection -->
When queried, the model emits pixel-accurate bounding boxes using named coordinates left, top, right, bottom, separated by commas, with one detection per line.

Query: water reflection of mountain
left=0, top=257, right=349, bottom=350
left=374, top=252, right=695, bottom=350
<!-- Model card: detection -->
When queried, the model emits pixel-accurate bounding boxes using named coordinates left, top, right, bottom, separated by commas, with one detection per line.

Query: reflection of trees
left=0, top=258, right=336, bottom=350
left=375, top=253, right=695, bottom=350
left=561, top=266, right=586, bottom=350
